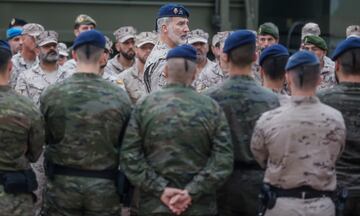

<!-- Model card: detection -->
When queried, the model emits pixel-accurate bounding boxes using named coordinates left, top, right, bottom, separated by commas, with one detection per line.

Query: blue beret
left=223, top=30, right=256, bottom=54
left=0, top=40, right=12, bottom=54
left=72, top=30, right=106, bottom=50
left=166, top=44, right=196, bottom=61
left=158, top=3, right=190, bottom=19
left=332, top=37, right=360, bottom=61
left=259, top=44, right=289, bottom=66
left=285, top=50, right=319, bottom=71
left=6, top=27, right=23, bottom=40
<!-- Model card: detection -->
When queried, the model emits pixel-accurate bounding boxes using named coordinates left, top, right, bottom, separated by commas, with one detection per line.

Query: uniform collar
left=290, top=95, right=319, bottom=105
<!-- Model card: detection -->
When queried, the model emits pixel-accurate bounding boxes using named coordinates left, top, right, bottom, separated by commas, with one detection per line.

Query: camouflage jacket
left=120, top=64, right=146, bottom=104
left=120, top=83, right=233, bottom=215
left=10, top=53, right=39, bottom=88
left=143, top=41, right=169, bottom=93
left=206, top=75, right=280, bottom=165
left=62, top=59, right=76, bottom=74
left=318, top=56, right=336, bottom=90
left=40, top=73, right=132, bottom=170
left=104, top=54, right=134, bottom=77
left=194, top=59, right=226, bottom=92
left=15, top=64, right=68, bottom=107
left=251, top=96, right=345, bottom=191
left=318, top=82, right=360, bottom=191
left=0, top=85, right=44, bottom=171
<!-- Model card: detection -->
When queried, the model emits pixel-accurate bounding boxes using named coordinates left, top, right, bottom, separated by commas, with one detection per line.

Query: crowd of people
left=0, top=2, right=359, bottom=216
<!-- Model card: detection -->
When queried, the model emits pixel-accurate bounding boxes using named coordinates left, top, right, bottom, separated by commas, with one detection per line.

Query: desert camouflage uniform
left=318, top=56, right=336, bottom=90
left=120, top=83, right=233, bottom=216
left=205, top=75, right=280, bottom=216
left=10, top=53, right=39, bottom=88
left=195, top=60, right=227, bottom=92
left=40, top=73, right=132, bottom=216
left=318, top=82, right=360, bottom=216
left=0, top=85, right=44, bottom=216
left=251, top=96, right=346, bottom=216
left=120, top=64, right=145, bottom=104
left=143, top=41, right=169, bottom=93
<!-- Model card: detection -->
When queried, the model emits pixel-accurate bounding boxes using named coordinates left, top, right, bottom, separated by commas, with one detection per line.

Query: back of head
left=223, top=30, right=256, bottom=68
left=260, top=44, right=289, bottom=80
left=285, top=51, right=320, bottom=90
left=73, top=30, right=105, bottom=64
left=0, top=40, right=13, bottom=74
left=332, top=37, right=360, bottom=75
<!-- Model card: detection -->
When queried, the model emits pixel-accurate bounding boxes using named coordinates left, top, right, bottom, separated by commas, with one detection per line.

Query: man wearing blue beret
left=318, top=37, right=360, bottom=216
left=40, top=30, right=132, bottom=216
left=259, top=44, right=290, bottom=96
left=206, top=30, right=280, bottom=216
left=6, top=27, right=23, bottom=54
left=144, top=3, right=190, bottom=93
left=251, top=50, right=345, bottom=216
left=0, top=40, right=44, bottom=216
left=121, top=44, right=233, bottom=216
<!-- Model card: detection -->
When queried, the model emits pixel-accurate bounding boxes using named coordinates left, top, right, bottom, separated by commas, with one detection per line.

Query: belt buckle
left=301, top=191, right=306, bottom=199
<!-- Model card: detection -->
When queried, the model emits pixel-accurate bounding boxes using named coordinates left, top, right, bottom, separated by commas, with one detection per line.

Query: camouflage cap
left=301, top=22, right=321, bottom=40
left=258, top=22, right=279, bottom=39
left=188, top=29, right=209, bottom=44
left=74, top=14, right=96, bottom=27
left=113, top=26, right=137, bottom=43
left=135, top=32, right=157, bottom=47
left=57, top=42, right=68, bottom=56
left=346, top=25, right=360, bottom=38
left=22, top=23, right=45, bottom=37
left=212, top=31, right=231, bottom=46
left=36, top=30, right=58, bottom=47
left=104, top=36, right=113, bottom=53
left=303, top=35, right=327, bottom=51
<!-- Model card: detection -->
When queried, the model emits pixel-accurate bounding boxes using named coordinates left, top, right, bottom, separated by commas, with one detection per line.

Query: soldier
left=0, top=40, right=44, bottom=216
left=259, top=44, right=290, bottom=95
left=257, top=22, right=279, bottom=51
left=104, top=26, right=136, bottom=78
left=10, top=23, right=44, bottom=88
left=346, top=25, right=360, bottom=38
left=120, top=44, right=233, bottom=216
left=251, top=50, right=346, bottom=216
left=57, top=42, right=69, bottom=66
left=188, top=29, right=223, bottom=92
left=143, top=3, right=190, bottom=93
left=40, top=30, right=132, bottom=216
left=318, top=37, right=360, bottom=216
left=205, top=30, right=280, bottom=216
left=301, top=22, right=321, bottom=42
left=62, top=14, right=96, bottom=74
left=6, top=27, right=23, bottom=54
left=101, top=35, right=119, bottom=83
left=120, top=31, right=156, bottom=103
left=211, top=32, right=222, bottom=63
left=16, top=30, right=67, bottom=107
left=301, top=35, right=336, bottom=90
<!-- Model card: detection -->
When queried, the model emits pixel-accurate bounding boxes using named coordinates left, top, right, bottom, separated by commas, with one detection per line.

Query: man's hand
left=160, top=188, right=192, bottom=215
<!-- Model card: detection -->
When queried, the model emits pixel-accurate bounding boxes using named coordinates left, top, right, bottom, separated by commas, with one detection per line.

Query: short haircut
left=288, top=64, right=320, bottom=90
left=228, top=43, right=256, bottom=67
left=157, top=17, right=171, bottom=33
left=0, top=49, right=12, bottom=74
left=75, top=44, right=103, bottom=64
left=338, top=48, right=360, bottom=75
left=167, top=58, right=196, bottom=83
left=262, top=55, right=289, bottom=80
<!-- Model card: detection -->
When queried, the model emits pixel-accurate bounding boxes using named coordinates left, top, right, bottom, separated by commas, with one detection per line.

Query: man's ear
left=285, top=72, right=291, bottom=86
left=72, top=50, right=78, bottom=62
left=162, top=24, right=168, bottom=34
left=7, top=60, right=13, bottom=77
left=260, top=67, right=265, bottom=79
left=74, top=29, right=79, bottom=37
left=163, top=63, right=169, bottom=78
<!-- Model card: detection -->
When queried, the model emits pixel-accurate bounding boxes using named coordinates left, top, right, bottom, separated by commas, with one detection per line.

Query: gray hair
left=157, top=17, right=171, bottom=33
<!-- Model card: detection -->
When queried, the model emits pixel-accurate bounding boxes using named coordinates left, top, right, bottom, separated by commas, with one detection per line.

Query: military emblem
left=11, top=18, right=16, bottom=25
left=173, top=8, right=178, bottom=15
left=116, top=79, right=124, bottom=85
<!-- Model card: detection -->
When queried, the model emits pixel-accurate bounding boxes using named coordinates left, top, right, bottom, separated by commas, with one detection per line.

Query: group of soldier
left=0, top=2, right=359, bottom=216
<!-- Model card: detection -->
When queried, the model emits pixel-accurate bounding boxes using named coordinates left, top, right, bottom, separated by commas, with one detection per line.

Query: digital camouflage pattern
left=104, top=54, right=134, bottom=77
left=120, top=63, right=146, bottom=104
left=61, top=59, right=76, bottom=76
left=318, top=82, right=360, bottom=215
left=194, top=59, right=226, bottom=92
left=15, top=64, right=68, bottom=107
left=40, top=73, right=132, bottom=215
left=143, top=41, right=169, bottom=93
left=251, top=96, right=345, bottom=191
left=0, top=85, right=44, bottom=216
left=318, top=56, right=336, bottom=90
left=120, top=83, right=233, bottom=216
left=205, top=75, right=279, bottom=216
left=10, top=53, right=39, bottom=88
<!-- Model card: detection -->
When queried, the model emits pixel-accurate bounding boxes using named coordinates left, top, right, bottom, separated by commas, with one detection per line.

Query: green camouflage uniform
left=120, top=83, right=234, bottom=216
left=40, top=73, right=132, bottom=216
left=205, top=75, right=280, bottom=216
left=0, top=85, right=44, bottom=216
left=318, top=82, right=360, bottom=216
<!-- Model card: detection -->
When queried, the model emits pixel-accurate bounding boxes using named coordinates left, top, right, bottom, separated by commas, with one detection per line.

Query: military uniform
left=120, top=83, right=233, bottom=216
left=0, top=85, right=44, bottom=216
left=194, top=59, right=226, bottom=92
left=318, top=55, right=336, bottom=90
left=251, top=96, right=345, bottom=216
left=10, top=53, right=39, bottom=88
left=120, top=63, right=145, bottom=103
left=206, top=75, right=279, bottom=216
left=62, top=59, right=76, bottom=74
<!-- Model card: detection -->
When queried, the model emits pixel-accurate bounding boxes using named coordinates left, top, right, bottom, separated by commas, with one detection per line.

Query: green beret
left=303, top=35, right=327, bottom=51
left=258, top=22, right=279, bottom=39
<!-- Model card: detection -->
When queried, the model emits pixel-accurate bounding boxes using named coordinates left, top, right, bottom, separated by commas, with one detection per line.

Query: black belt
left=234, top=161, right=262, bottom=170
left=270, top=185, right=335, bottom=199
left=53, top=164, right=117, bottom=180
